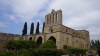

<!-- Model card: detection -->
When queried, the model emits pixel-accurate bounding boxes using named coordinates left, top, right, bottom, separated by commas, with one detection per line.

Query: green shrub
left=0, top=48, right=64, bottom=56
left=67, top=47, right=87, bottom=54
left=0, top=51, right=5, bottom=56
left=40, top=40, right=56, bottom=48
left=29, top=48, right=64, bottom=56
left=15, top=49, right=31, bottom=56
left=0, top=51, right=15, bottom=56
left=6, top=40, right=36, bottom=50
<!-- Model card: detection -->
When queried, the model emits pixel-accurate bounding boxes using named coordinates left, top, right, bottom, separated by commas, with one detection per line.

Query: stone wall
left=22, top=9, right=90, bottom=49
left=0, top=33, right=21, bottom=50
left=0, top=33, right=21, bottom=40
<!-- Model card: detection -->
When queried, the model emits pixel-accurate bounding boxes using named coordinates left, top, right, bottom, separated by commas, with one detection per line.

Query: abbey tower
left=44, top=9, right=62, bottom=33
left=23, top=9, right=90, bottom=49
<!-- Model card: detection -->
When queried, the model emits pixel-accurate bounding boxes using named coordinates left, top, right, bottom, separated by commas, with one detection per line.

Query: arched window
left=66, top=38, right=68, bottom=45
left=53, top=14, right=54, bottom=23
left=66, top=29, right=68, bottom=32
left=54, top=14, right=56, bottom=23
left=50, top=15, right=51, bottom=23
left=56, top=14, right=58, bottom=23
left=49, top=28, right=53, bottom=33
left=51, top=29, right=53, bottom=33
left=47, top=16, right=48, bottom=24
left=47, top=15, right=49, bottom=24
left=29, top=37, right=32, bottom=40
left=48, top=36, right=56, bottom=43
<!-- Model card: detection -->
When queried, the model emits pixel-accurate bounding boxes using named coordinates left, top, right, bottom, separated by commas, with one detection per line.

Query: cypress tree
left=36, top=22, right=40, bottom=34
left=22, top=22, right=27, bottom=36
left=42, top=22, right=45, bottom=33
left=30, top=23, right=34, bottom=34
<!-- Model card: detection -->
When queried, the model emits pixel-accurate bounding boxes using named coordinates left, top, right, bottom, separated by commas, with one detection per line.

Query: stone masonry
left=23, top=9, right=90, bottom=49
left=0, top=33, right=21, bottom=50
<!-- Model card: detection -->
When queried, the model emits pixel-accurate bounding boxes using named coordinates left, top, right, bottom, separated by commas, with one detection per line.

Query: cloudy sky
left=0, top=0, right=100, bottom=40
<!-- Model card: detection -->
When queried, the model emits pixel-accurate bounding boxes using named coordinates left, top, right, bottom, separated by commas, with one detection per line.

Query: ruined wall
left=22, top=9, right=90, bottom=49
left=0, top=33, right=21, bottom=50
left=0, top=33, right=21, bottom=40
left=77, top=30, right=90, bottom=49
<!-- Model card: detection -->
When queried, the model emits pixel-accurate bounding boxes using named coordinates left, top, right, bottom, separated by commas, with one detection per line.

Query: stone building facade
left=23, top=9, right=90, bottom=49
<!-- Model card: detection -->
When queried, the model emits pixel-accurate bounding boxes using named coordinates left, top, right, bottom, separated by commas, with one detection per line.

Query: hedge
left=67, top=47, right=87, bottom=54
left=0, top=50, right=15, bottom=56
left=0, top=48, right=64, bottom=56
left=6, top=40, right=36, bottom=50
left=29, top=48, right=64, bottom=56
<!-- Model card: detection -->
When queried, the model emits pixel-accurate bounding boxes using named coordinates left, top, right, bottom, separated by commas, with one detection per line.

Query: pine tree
left=36, top=22, right=40, bottom=34
left=30, top=23, right=34, bottom=34
left=42, top=22, right=45, bottom=33
left=91, top=40, right=100, bottom=49
left=22, top=22, right=27, bottom=36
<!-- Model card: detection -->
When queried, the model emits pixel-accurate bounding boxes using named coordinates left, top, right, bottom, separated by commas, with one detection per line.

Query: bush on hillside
left=6, top=40, right=36, bottom=50
left=0, top=48, right=64, bottom=56
left=67, top=46, right=87, bottom=54
left=40, top=40, right=56, bottom=48
left=0, top=50, right=15, bottom=56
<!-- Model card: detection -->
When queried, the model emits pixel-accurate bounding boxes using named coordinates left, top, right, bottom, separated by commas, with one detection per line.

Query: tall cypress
left=42, top=22, right=45, bottom=33
left=30, top=23, right=34, bottom=34
left=36, top=22, right=40, bottom=34
left=22, top=22, right=27, bottom=36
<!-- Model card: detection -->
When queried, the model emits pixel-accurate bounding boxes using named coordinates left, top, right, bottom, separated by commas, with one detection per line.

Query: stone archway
left=29, top=37, right=32, bottom=40
left=48, top=36, right=56, bottom=43
left=36, top=36, right=42, bottom=47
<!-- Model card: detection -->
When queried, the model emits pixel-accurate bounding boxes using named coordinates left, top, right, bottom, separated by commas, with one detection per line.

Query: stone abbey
left=22, top=9, right=90, bottom=49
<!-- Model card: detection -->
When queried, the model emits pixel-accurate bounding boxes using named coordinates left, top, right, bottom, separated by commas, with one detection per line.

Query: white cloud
left=64, top=11, right=100, bottom=28
left=48, top=0, right=100, bottom=40
left=88, top=26, right=100, bottom=35
left=0, top=22, right=6, bottom=28
left=0, top=0, right=100, bottom=40
left=3, top=0, right=48, bottom=23
left=49, top=0, right=93, bottom=16
left=5, top=14, right=18, bottom=23
left=0, top=0, right=50, bottom=34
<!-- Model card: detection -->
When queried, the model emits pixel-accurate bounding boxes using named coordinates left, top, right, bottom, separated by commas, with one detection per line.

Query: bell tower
left=44, top=9, right=62, bottom=33
left=45, top=9, right=62, bottom=26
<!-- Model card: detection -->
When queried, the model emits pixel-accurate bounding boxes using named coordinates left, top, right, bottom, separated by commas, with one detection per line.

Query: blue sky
left=0, top=0, right=100, bottom=40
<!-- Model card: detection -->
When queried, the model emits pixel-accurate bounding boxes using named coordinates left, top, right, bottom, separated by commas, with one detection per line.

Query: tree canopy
left=42, top=22, right=45, bottom=33
left=36, top=22, right=40, bottom=34
left=30, top=23, right=34, bottom=34
left=22, top=22, right=27, bottom=35
left=91, top=40, right=100, bottom=50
